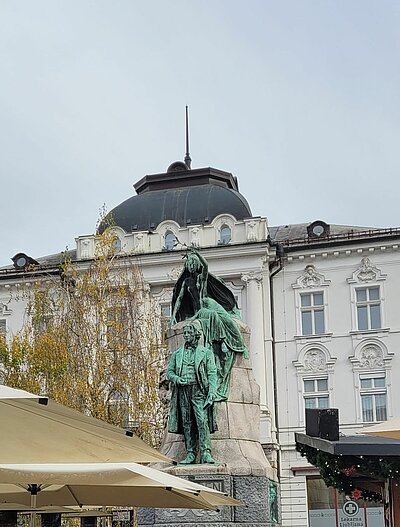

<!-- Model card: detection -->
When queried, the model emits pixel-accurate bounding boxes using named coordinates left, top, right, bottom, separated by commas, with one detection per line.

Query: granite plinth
left=138, top=471, right=280, bottom=527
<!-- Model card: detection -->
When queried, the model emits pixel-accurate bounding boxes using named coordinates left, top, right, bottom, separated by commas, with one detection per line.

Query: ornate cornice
left=241, top=272, right=263, bottom=286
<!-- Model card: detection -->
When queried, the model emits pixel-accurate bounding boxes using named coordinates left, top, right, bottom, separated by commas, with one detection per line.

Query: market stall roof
left=295, top=432, right=400, bottom=457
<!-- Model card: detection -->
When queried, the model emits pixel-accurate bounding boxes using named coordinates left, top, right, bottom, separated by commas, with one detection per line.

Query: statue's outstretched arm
left=191, top=248, right=208, bottom=274
left=170, top=282, right=186, bottom=326
left=191, top=248, right=208, bottom=299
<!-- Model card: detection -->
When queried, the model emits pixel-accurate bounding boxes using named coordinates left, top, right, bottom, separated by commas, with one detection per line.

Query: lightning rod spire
left=184, top=105, right=192, bottom=169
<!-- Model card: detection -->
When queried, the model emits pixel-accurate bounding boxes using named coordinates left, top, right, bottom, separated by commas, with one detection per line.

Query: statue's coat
left=167, top=344, right=218, bottom=435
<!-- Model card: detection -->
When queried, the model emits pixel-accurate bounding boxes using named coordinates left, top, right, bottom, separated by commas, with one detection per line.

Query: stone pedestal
left=139, top=465, right=279, bottom=527
left=139, top=321, right=280, bottom=527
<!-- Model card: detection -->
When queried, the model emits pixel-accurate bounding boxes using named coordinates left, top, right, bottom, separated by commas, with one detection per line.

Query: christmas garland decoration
left=296, top=441, right=400, bottom=503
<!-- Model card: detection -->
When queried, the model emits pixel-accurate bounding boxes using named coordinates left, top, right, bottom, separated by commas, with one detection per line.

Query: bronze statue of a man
left=167, top=322, right=218, bottom=464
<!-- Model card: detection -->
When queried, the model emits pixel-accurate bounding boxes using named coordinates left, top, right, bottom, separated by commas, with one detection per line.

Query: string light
left=295, top=441, right=399, bottom=503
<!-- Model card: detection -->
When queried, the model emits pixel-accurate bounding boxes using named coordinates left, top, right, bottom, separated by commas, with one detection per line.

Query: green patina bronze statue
left=170, top=248, right=248, bottom=401
left=167, top=322, right=218, bottom=464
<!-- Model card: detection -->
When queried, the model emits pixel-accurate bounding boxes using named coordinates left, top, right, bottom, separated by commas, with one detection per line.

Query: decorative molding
left=134, top=232, right=145, bottom=253
left=303, top=349, right=327, bottom=372
left=141, top=281, right=151, bottom=294
left=189, top=226, right=201, bottom=247
left=246, top=220, right=258, bottom=242
left=167, top=266, right=184, bottom=281
left=293, top=344, right=336, bottom=374
left=152, top=287, right=173, bottom=304
left=162, top=508, right=219, bottom=519
left=156, top=220, right=180, bottom=236
left=359, top=345, right=384, bottom=368
left=106, top=226, right=126, bottom=236
left=349, top=339, right=393, bottom=370
left=212, top=214, right=236, bottom=229
left=347, top=257, right=387, bottom=284
left=292, top=265, right=331, bottom=289
left=80, top=238, right=93, bottom=259
left=282, top=244, right=400, bottom=264
left=241, top=272, right=263, bottom=287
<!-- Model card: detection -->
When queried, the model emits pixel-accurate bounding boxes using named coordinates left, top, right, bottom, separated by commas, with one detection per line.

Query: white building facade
left=273, top=222, right=400, bottom=527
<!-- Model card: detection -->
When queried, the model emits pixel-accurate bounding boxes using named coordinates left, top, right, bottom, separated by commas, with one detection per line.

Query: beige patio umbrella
left=0, top=462, right=240, bottom=510
left=0, top=384, right=170, bottom=464
left=361, top=418, right=400, bottom=439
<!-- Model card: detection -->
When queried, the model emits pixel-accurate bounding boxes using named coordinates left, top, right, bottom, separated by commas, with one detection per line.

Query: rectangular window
left=303, top=377, right=329, bottom=409
left=106, top=307, right=128, bottom=351
left=360, top=373, right=387, bottom=422
left=0, top=319, right=6, bottom=337
left=160, top=303, right=171, bottom=331
left=160, top=303, right=171, bottom=320
left=356, top=287, right=381, bottom=330
left=300, top=292, right=325, bottom=335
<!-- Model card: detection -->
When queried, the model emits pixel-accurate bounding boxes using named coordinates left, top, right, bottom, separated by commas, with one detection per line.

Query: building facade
left=0, top=161, right=279, bottom=459
left=1, top=161, right=399, bottom=526
left=273, top=222, right=400, bottom=526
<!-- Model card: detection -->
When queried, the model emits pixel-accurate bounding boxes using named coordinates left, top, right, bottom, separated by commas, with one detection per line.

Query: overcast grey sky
left=1, top=1, right=399, bottom=266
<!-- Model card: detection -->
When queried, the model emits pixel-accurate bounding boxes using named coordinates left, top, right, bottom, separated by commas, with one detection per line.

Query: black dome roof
left=100, top=166, right=252, bottom=233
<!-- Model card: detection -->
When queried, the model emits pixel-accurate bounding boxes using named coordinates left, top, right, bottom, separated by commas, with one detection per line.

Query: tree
left=0, top=227, right=166, bottom=447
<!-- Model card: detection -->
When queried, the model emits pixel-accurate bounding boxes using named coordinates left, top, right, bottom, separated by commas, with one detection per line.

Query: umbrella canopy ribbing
left=0, top=385, right=170, bottom=464
left=0, top=463, right=241, bottom=510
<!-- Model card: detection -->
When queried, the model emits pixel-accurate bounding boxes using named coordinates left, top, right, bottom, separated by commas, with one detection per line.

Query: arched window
left=220, top=224, right=232, bottom=245
left=164, top=231, right=176, bottom=251
left=112, top=237, right=122, bottom=254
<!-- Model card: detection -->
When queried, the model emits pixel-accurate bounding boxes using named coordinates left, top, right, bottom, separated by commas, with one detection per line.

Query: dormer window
left=164, top=231, right=177, bottom=251
left=104, top=228, right=125, bottom=255
left=219, top=224, right=232, bottom=245
left=112, top=237, right=122, bottom=254
left=307, top=221, right=330, bottom=239
left=11, top=253, right=39, bottom=270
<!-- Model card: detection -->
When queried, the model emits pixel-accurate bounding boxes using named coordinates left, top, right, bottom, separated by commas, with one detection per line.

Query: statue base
left=138, top=464, right=280, bottom=527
